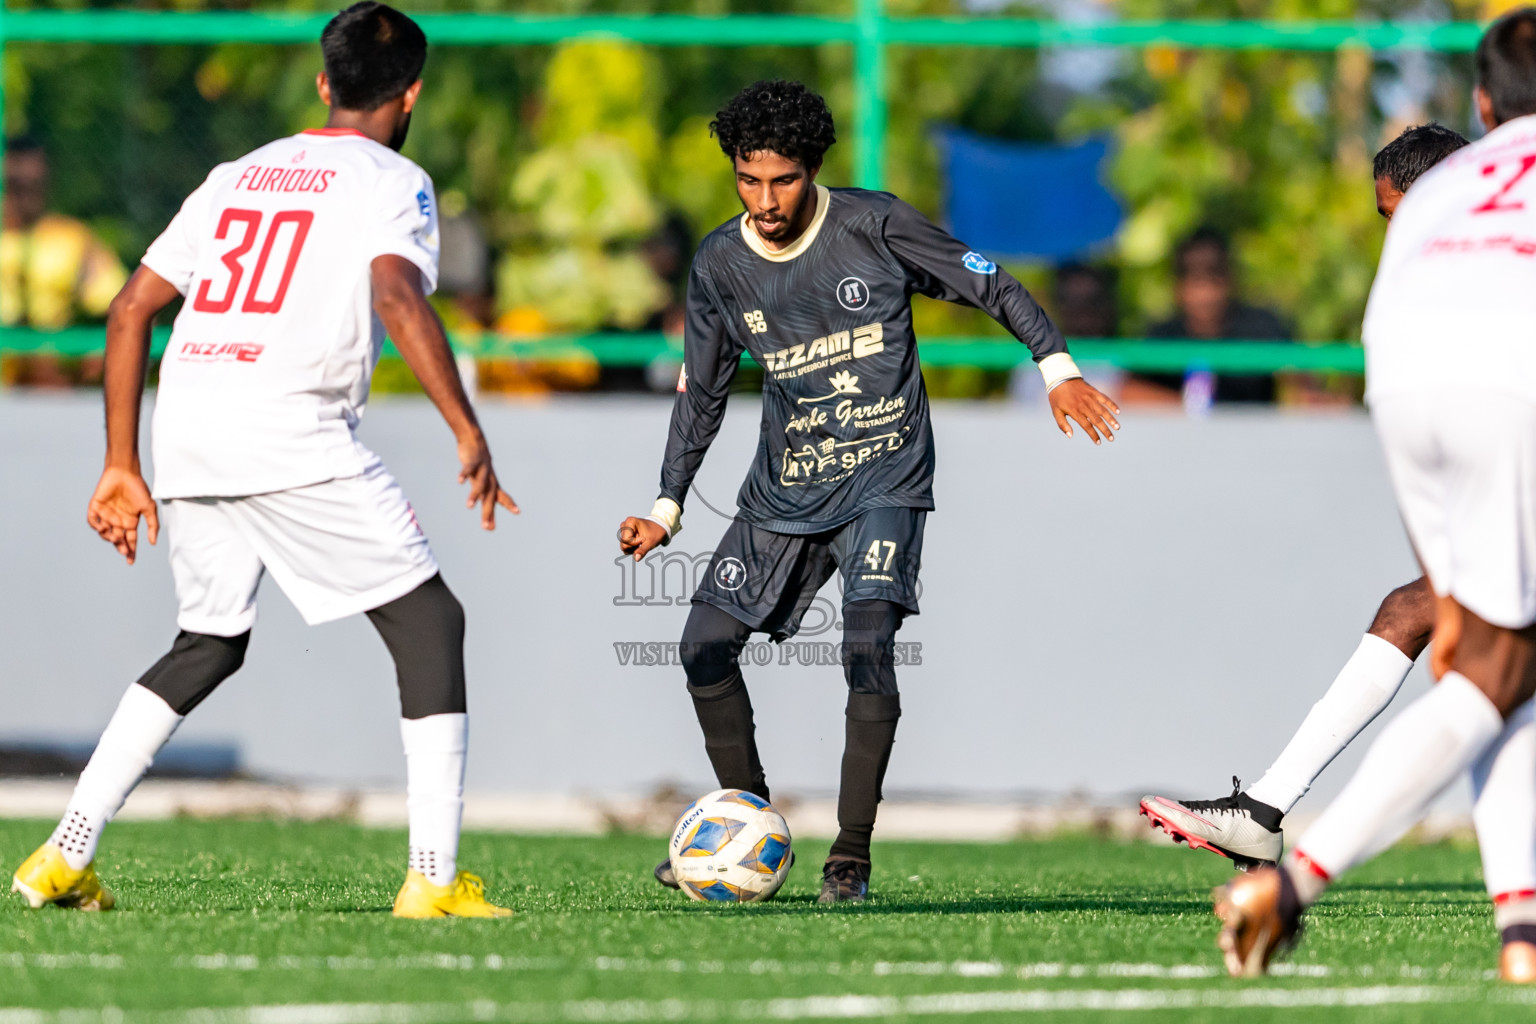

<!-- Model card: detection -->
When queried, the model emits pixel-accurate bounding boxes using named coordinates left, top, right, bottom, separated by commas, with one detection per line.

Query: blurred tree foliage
left=6, top=0, right=1051, bottom=346
left=4, top=0, right=1485, bottom=363
left=1065, top=0, right=1481, bottom=342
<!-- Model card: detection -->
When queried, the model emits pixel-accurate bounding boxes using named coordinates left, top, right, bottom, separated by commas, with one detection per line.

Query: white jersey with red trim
left=1364, top=114, right=1536, bottom=404
left=142, top=129, right=439, bottom=499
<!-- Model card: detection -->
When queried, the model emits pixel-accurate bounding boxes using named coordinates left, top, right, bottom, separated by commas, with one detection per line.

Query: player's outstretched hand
left=457, top=433, right=519, bottom=531
left=618, top=517, right=668, bottom=562
left=1048, top=378, right=1121, bottom=446
left=87, top=466, right=159, bottom=565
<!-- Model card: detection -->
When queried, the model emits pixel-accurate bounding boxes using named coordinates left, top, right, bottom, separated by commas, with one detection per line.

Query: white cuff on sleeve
left=645, top=497, right=683, bottom=542
left=1038, top=352, right=1083, bottom=393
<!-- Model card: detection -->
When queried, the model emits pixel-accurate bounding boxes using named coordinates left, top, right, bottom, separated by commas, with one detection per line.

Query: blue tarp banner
left=940, top=129, right=1122, bottom=262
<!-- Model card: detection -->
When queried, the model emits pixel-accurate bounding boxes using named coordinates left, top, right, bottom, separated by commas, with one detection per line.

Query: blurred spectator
left=641, top=211, right=692, bottom=338
left=637, top=212, right=692, bottom=393
left=1, top=136, right=128, bottom=387
left=436, top=212, right=496, bottom=331
left=1051, top=262, right=1118, bottom=338
left=1013, top=262, right=1122, bottom=404
left=1132, top=227, right=1289, bottom=405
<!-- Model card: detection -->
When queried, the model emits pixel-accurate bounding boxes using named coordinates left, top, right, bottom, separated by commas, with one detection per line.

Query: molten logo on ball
left=667, top=789, right=793, bottom=902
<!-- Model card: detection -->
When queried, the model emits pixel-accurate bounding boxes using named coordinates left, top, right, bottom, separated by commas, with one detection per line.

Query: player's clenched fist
left=618, top=517, right=668, bottom=562
left=86, top=465, right=159, bottom=565
left=1048, top=377, right=1122, bottom=446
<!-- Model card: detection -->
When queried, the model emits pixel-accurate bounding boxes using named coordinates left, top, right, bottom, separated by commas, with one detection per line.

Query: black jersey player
left=618, top=81, right=1120, bottom=903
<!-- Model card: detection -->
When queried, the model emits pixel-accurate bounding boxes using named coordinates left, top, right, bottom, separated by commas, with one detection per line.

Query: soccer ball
left=667, top=789, right=792, bottom=902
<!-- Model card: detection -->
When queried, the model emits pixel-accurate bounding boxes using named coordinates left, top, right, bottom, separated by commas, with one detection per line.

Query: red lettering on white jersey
left=176, top=341, right=265, bottom=363
left=234, top=167, right=336, bottom=194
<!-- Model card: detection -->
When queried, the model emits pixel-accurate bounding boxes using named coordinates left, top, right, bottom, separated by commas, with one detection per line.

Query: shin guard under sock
left=830, top=693, right=902, bottom=862
left=688, top=673, right=770, bottom=802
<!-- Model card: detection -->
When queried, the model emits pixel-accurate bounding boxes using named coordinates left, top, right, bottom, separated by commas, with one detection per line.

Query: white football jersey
left=1364, top=114, right=1536, bottom=404
left=142, top=129, right=439, bottom=499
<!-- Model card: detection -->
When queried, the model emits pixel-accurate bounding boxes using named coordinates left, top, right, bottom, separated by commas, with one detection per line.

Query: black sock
left=1505, top=923, right=1536, bottom=946
left=1236, top=792, right=1284, bottom=832
left=1277, top=861, right=1305, bottom=927
left=688, top=673, right=770, bottom=802
left=829, top=692, right=901, bottom=862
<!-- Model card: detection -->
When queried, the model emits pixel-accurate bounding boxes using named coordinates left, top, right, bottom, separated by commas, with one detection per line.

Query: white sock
left=1296, top=672, right=1502, bottom=879
left=1245, top=633, right=1414, bottom=814
left=1473, top=699, right=1536, bottom=902
left=51, top=684, right=184, bottom=870
left=401, top=713, right=467, bottom=887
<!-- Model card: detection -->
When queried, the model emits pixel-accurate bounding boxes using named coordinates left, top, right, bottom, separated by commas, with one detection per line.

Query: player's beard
left=753, top=213, right=789, bottom=239
left=753, top=197, right=800, bottom=240
left=387, top=113, right=412, bottom=153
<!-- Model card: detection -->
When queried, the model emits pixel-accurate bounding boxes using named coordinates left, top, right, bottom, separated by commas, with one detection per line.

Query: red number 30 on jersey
left=192, top=209, right=314, bottom=314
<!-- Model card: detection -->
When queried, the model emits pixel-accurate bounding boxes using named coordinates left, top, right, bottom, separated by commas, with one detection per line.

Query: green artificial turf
left=0, top=819, right=1529, bottom=1022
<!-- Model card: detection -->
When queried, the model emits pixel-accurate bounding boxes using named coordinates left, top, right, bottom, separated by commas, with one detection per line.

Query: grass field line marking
left=157, top=954, right=1496, bottom=982
left=8, top=986, right=1536, bottom=1023
left=14, top=953, right=1496, bottom=983
left=0, top=954, right=126, bottom=970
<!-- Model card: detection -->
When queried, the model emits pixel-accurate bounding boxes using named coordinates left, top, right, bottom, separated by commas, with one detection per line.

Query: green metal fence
left=0, top=325, right=1367, bottom=374
left=0, top=4, right=1482, bottom=373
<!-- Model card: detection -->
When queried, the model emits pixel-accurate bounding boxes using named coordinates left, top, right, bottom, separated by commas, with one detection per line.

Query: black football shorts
left=692, top=505, right=925, bottom=640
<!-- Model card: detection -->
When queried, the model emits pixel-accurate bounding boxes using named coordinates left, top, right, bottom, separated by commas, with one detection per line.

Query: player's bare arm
left=90, top=266, right=179, bottom=564
left=370, top=253, right=518, bottom=530
left=1048, top=377, right=1121, bottom=445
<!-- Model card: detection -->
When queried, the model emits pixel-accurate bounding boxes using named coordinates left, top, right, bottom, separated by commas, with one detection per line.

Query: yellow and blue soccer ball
left=667, top=789, right=792, bottom=902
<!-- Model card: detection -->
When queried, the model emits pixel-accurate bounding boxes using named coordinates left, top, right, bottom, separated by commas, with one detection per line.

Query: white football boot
left=1140, top=777, right=1284, bottom=869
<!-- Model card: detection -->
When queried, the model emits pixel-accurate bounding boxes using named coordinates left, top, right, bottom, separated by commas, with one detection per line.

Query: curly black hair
left=1372, top=123, right=1469, bottom=194
left=710, top=80, right=837, bottom=168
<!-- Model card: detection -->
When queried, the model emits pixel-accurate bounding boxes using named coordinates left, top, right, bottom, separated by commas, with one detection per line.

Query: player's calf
left=369, top=576, right=508, bottom=906
left=1367, top=576, right=1435, bottom=660
left=137, top=630, right=250, bottom=714
left=825, top=606, right=904, bottom=898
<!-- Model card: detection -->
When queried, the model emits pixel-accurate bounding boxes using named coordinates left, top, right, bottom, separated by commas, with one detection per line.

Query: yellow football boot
left=11, top=844, right=115, bottom=911
left=392, top=869, right=512, bottom=919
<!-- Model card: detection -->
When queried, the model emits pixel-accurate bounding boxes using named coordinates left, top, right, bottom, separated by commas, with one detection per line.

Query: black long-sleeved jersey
left=659, top=186, right=1067, bottom=535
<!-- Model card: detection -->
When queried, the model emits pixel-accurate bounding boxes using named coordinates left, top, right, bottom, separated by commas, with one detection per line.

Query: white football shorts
left=162, top=455, right=438, bottom=636
left=1374, top=389, right=1536, bottom=629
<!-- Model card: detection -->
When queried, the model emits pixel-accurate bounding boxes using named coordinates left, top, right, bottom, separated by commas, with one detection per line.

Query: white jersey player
left=11, top=2, right=517, bottom=919
left=1214, top=9, right=1536, bottom=981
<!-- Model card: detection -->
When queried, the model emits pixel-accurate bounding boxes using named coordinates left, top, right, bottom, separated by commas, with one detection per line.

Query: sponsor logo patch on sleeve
left=962, top=251, right=997, bottom=275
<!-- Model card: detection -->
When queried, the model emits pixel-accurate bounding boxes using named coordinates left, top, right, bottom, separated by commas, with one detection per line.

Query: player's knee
left=369, top=575, right=467, bottom=720
left=1369, top=577, right=1436, bottom=659
left=136, top=629, right=251, bottom=716
left=681, top=603, right=751, bottom=691
left=843, top=600, right=901, bottom=696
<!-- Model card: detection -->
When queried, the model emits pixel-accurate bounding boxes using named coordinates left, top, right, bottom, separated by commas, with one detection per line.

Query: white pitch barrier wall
left=0, top=392, right=1432, bottom=812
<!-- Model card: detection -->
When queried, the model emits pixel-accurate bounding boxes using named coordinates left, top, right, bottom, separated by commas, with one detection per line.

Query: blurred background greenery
left=0, top=0, right=1500, bottom=397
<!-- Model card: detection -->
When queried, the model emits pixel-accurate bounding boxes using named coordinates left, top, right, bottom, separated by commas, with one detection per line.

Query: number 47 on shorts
left=864, top=540, right=897, bottom=571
